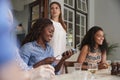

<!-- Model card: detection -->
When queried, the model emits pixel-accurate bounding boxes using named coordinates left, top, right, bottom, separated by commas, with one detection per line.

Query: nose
left=50, top=33, right=53, bottom=38
left=101, top=37, right=104, bottom=40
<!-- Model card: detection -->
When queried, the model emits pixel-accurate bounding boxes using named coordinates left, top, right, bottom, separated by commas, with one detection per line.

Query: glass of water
left=74, top=63, right=82, bottom=71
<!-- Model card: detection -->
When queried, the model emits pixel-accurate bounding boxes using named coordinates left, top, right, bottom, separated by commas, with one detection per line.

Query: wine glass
left=88, top=63, right=98, bottom=80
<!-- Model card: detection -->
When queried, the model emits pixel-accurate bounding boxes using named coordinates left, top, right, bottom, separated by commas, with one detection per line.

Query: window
left=76, top=0, right=87, bottom=12
left=64, top=7, right=74, bottom=47
left=28, top=0, right=49, bottom=31
left=64, top=0, right=88, bottom=48
left=64, top=0, right=74, bottom=8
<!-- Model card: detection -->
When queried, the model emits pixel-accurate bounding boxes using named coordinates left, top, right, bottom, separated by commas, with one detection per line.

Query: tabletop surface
left=55, top=69, right=120, bottom=80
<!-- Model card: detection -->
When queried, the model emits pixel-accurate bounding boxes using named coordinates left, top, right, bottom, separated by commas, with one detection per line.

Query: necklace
left=93, top=48, right=101, bottom=53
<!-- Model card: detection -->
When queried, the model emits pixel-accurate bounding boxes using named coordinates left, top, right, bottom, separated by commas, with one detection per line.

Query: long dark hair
left=50, top=1, right=67, bottom=32
left=80, top=26, right=108, bottom=53
left=21, top=18, right=53, bottom=46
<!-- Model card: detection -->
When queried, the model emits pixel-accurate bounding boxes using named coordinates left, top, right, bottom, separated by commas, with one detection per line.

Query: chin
left=99, top=43, right=103, bottom=45
left=46, top=40, right=50, bottom=42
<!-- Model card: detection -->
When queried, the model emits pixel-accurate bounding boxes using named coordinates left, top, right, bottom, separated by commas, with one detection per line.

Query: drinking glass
left=88, top=63, right=98, bottom=80
left=74, top=63, right=82, bottom=71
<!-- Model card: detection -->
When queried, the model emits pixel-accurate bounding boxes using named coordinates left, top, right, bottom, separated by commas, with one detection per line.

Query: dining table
left=55, top=69, right=120, bottom=80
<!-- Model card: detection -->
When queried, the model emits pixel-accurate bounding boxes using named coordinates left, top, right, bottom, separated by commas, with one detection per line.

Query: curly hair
left=21, top=18, right=53, bottom=46
left=80, top=26, right=108, bottom=53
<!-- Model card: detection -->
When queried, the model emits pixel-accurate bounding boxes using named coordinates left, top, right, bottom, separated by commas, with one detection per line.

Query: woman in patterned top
left=77, top=26, right=108, bottom=70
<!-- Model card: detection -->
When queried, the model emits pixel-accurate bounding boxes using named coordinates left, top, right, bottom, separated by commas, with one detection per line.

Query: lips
left=48, top=35, right=53, bottom=41
left=49, top=37, right=52, bottom=40
left=98, top=40, right=103, bottom=45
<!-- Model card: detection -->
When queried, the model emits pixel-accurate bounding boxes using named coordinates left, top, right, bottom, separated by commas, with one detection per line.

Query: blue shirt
left=15, top=48, right=31, bottom=71
left=20, top=41, right=54, bottom=67
left=0, top=0, right=14, bottom=66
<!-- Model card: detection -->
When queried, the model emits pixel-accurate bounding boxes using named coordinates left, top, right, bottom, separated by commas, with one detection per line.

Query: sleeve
left=15, top=48, right=32, bottom=71
left=50, top=47, right=61, bottom=75
left=19, top=44, right=32, bottom=66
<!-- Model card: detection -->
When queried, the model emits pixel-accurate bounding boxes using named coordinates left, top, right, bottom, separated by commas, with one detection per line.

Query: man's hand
left=31, top=65, right=55, bottom=80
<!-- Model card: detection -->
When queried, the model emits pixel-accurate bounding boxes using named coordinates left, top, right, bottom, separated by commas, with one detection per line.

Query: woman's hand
left=61, top=50, right=73, bottom=60
left=98, top=62, right=108, bottom=69
left=43, top=57, right=56, bottom=64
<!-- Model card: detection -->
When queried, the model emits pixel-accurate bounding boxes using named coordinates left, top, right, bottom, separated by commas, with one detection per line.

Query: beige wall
left=94, top=0, right=120, bottom=61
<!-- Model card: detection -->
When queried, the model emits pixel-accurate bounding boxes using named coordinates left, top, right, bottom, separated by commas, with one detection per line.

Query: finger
left=31, top=66, right=55, bottom=80
left=43, top=68, right=55, bottom=76
left=34, top=65, right=55, bottom=76
left=67, top=50, right=72, bottom=56
left=40, top=64, right=55, bottom=71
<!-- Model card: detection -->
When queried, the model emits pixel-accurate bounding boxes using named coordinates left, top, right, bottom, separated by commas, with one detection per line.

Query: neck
left=51, top=17, right=59, bottom=22
left=94, top=44, right=99, bottom=49
left=37, top=39, right=46, bottom=49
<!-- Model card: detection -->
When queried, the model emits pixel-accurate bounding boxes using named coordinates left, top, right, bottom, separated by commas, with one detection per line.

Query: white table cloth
left=55, top=69, right=120, bottom=80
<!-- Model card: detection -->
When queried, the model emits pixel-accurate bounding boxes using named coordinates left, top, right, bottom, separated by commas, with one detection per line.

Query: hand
left=30, top=65, right=55, bottom=80
left=43, top=57, right=56, bottom=64
left=98, top=62, right=108, bottom=69
left=62, top=50, right=73, bottom=60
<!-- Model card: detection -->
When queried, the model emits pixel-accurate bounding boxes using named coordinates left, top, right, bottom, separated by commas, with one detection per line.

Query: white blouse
left=49, top=20, right=66, bottom=59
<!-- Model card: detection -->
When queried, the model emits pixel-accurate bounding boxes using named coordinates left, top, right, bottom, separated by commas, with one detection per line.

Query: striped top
left=85, top=48, right=101, bottom=64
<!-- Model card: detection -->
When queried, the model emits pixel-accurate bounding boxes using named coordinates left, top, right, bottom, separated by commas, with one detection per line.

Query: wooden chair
left=64, top=61, right=77, bottom=73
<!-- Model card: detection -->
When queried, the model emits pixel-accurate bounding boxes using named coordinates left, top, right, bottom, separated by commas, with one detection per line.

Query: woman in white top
left=49, top=2, right=67, bottom=59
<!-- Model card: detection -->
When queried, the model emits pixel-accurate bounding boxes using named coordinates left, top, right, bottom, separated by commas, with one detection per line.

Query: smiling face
left=41, top=24, right=54, bottom=42
left=50, top=3, right=61, bottom=18
left=94, top=30, right=104, bottom=45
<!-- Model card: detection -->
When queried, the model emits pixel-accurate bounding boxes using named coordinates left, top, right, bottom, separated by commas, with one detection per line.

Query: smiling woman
left=20, top=18, right=74, bottom=74
left=77, top=26, right=108, bottom=70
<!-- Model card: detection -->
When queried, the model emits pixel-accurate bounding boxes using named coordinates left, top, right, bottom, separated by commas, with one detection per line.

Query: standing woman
left=77, top=26, right=108, bottom=70
left=49, top=2, right=67, bottom=59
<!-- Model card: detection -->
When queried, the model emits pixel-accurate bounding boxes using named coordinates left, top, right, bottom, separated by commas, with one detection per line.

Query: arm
left=33, top=57, right=56, bottom=68
left=101, top=51, right=107, bottom=63
left=98, top=51, right=108, bottom=69
left=77, top=45, right=89, bottom=69
left=15, top=48, right=31, bottom=70
left=54, top=50, right=73, bottom=73
left=20, top=44, right=31, bottom=66
left=33, top=47, right=56, bottom=68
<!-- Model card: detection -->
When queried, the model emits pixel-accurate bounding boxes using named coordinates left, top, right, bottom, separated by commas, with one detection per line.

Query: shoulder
left=20, top=42, right=34, bottom=50
left=22, top=42, right=33, bottom=47
left=81, top=45, right=89, bottom=53
left=82, top=45, right=89, bottom=50
left=20, top=42, right=34, bottom=55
